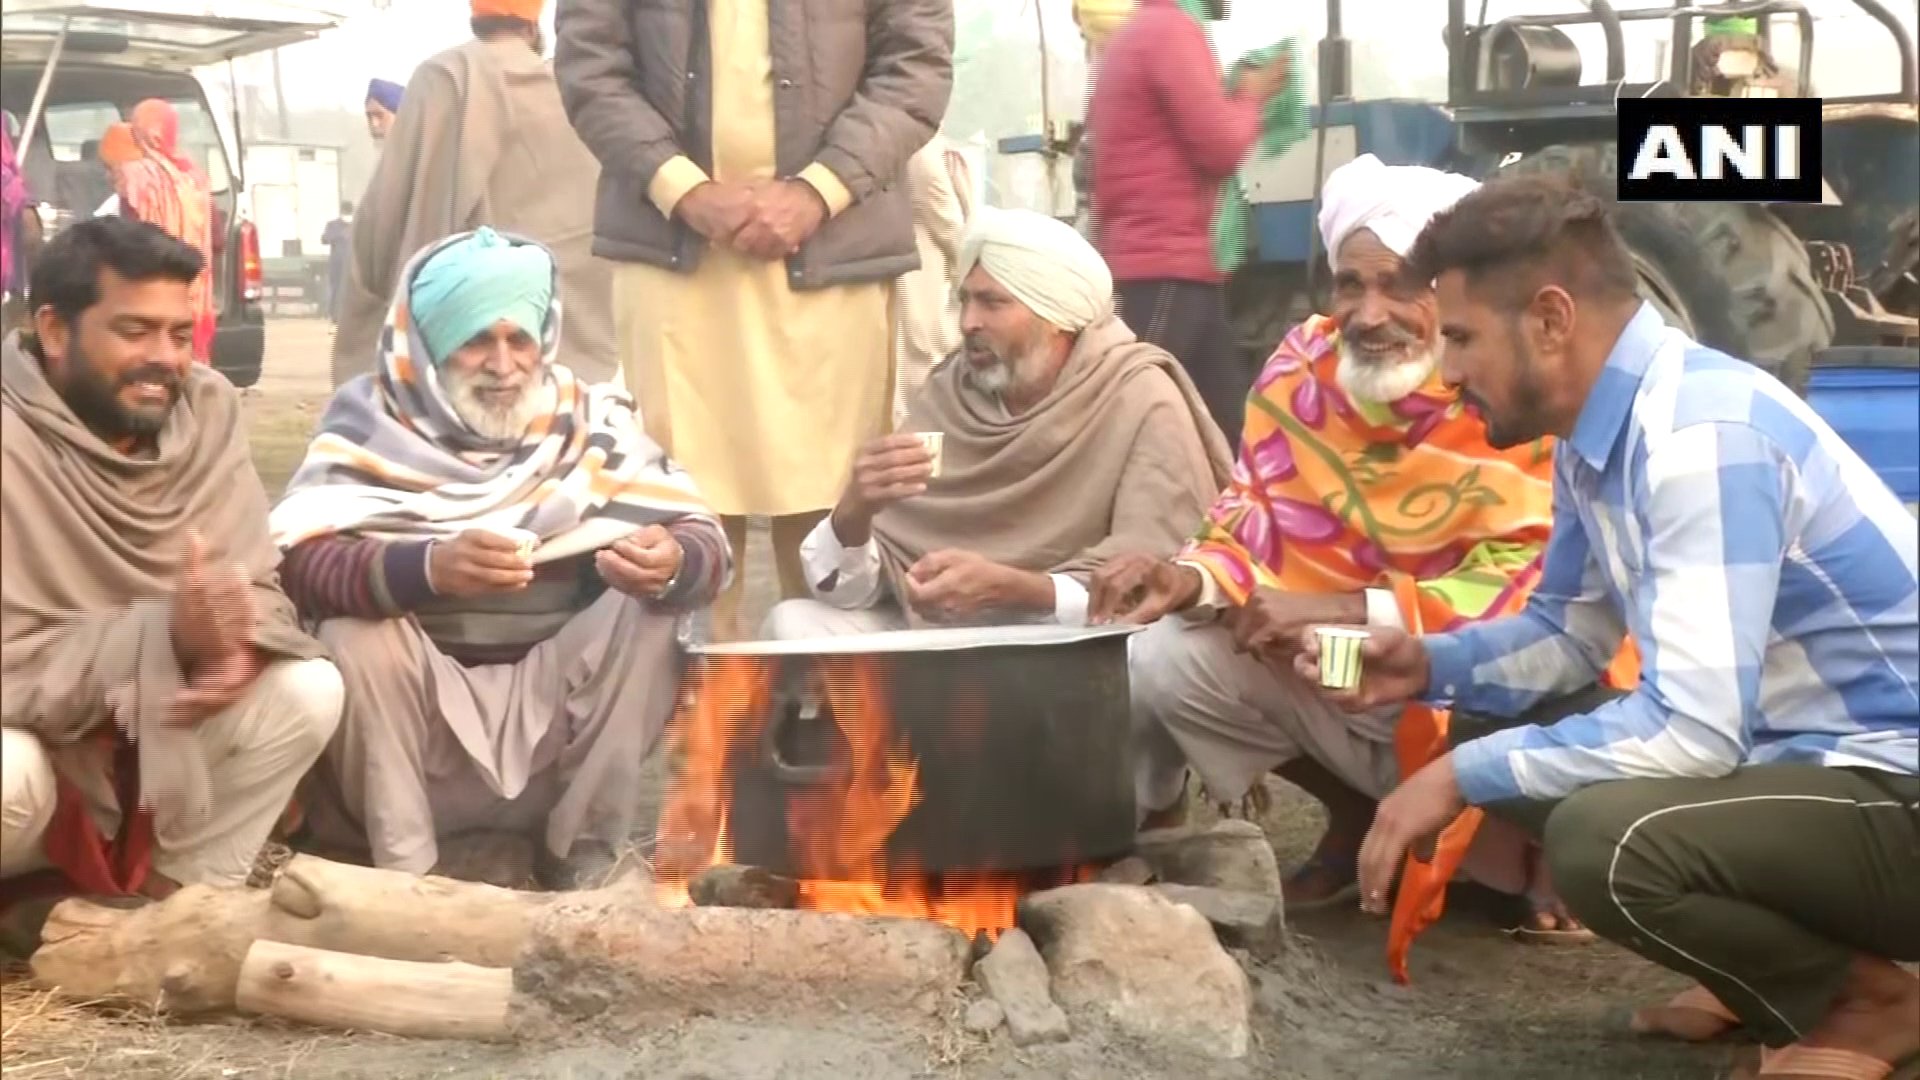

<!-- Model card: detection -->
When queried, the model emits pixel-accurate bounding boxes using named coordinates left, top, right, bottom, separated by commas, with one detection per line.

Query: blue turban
left=366, top=79, right=404, bottom=112
left=409, top=228, right=554, bottom=366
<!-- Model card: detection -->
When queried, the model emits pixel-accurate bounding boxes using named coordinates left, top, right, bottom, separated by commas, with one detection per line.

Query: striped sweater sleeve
left=650, top=520, right=731, bottom=614
left=281, top=535, right=436, bottom=621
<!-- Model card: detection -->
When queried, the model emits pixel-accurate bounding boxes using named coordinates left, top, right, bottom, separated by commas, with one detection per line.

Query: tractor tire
left=1500, top=143, right=1833, bottom=395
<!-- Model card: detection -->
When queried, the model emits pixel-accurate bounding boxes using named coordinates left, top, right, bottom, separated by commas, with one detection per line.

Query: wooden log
left=30, top=886, right=270, bottom=1014
left=235, top=939, right=512, bottom=1041
left=29, top=855, right=563, bottom=1011
left=265, top=854, right=548, bottom=968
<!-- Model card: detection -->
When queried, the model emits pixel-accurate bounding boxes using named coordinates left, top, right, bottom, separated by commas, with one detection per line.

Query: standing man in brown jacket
left=332, top=0, right=618, bottom=388
left=556, top=0, right=954, bottom=640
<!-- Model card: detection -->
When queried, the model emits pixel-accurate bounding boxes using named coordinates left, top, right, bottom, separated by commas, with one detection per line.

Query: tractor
left=1046, top=0, right=1920, bottom=502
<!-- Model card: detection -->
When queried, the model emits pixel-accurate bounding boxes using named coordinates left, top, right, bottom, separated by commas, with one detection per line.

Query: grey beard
left=446, top=374, right=552, bottom=442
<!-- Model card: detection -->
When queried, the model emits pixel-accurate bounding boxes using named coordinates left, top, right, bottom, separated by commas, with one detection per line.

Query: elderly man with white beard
left=271, top=228, right=730, bottom=889
left=1091, top=156, right=1638, bottom=956
left=763, top=208, right=1232, bottom=638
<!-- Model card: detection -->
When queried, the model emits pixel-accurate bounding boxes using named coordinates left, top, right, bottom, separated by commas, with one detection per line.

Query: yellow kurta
left=613, top=0, right=893, bottom=517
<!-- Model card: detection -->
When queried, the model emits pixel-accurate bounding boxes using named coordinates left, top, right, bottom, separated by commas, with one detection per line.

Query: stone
left=508, top=890, right=971, bottom=1040
left=1150, top=884, right=1283, bottom=949
left=963, top=997, right=1005, bottom=1036
left=1018, top=883, right=1251, bottom=1060
left=1132, top=819, right=1282, bottom=898
left=1096, top=855, right=1155, bottom=886
left=689, top=864, right=799, bottom=910
left=973, top=928, right=1070, bottom=1047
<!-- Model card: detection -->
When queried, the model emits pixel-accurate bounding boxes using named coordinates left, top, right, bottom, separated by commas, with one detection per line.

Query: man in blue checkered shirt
left=1296, top=174, right=1919, bottom=1077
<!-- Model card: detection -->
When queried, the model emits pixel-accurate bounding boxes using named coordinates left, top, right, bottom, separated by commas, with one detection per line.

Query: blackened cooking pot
left=688, top=624, right=1141, bottom=878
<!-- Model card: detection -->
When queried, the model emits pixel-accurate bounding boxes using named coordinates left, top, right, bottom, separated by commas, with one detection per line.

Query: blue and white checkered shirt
left=1431, top=303, right=1919, bottom=806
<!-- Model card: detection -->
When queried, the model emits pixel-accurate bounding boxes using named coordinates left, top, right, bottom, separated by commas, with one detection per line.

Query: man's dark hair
left=1405, top=173, right=1640, bottom=312
left=28, top=216, right=205, bottom=329
left=471, top=14, right=542, bottom=51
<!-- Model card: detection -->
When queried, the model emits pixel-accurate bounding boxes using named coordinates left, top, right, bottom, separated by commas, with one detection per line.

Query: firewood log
left=266, top=854, right=547, bottom=967
left=31, top=886, right=270, bottom=1013
left=235, top=940, right=511, bottom=1041
left=30, top=855, right=560, bottom=1012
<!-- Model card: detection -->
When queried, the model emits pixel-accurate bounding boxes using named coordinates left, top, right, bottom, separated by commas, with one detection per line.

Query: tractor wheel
left=1226, top=262, right=1312, bottom=371
left=1500, top=143, right=1833, bottom=394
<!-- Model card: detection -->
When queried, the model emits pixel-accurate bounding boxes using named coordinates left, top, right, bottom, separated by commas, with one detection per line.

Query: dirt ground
left=0, top=320, right=1734, bottom=1079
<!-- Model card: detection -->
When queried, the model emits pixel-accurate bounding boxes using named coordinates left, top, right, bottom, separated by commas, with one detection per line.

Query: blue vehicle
left=1052, top=0, right=1919, bottom=503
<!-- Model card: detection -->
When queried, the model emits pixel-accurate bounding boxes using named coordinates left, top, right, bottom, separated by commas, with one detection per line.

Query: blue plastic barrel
left=1804, top=365, right=1920, bottom=505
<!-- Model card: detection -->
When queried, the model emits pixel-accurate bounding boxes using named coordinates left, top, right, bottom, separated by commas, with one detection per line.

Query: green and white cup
left=1314, top=627, right=1372, bottom=690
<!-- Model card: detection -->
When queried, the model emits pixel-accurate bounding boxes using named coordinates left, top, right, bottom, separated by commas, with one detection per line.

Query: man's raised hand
left=171, top=531, right=257, bottom=669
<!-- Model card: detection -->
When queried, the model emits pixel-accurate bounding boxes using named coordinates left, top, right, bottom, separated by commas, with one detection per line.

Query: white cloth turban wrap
left=956, top=208, right=1114, bottom=332
left=1317, top=153, right=1482, bottom=265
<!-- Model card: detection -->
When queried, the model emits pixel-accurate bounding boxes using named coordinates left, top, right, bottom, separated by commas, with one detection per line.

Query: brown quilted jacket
left=554, top=0, right=954, bottom=288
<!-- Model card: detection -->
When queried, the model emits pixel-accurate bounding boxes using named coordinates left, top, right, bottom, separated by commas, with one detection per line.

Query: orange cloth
left=471, top=0, right=544, bottom=21
left=98, top=123, right=140, bottom=167
left=1179, top=315, right=1636, bottom=980
left=121, top=100, right=214, bottom=363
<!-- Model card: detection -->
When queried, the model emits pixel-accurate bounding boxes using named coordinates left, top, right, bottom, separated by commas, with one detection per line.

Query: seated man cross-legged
left=1304, top=175, right=1918, bottom=1079
left=272, top=228, right=730, bottom=890
left=1096, top=156, right=1626, bottom=946
left=765, top=208, right=1232, bottom=638
left=2, top=218, right=343, bottom=904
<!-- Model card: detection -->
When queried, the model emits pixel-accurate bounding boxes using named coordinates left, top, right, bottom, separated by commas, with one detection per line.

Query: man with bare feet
left=1303, top=174, right=1919, bottom=1079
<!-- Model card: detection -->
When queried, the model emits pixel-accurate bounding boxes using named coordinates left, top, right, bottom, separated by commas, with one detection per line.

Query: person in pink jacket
left=1087, top=0, right=1286, bottom=446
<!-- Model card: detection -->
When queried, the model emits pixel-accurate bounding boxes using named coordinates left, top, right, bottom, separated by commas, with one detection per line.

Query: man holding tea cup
left=763, top=208, right=1230, bottom=638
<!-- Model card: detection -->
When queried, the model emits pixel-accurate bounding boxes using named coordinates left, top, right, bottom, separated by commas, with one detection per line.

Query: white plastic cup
left=1314, top=627, right=1372, bottom=690
left=915, top=431, right=945, bottom=478
left=480, top=525, right=538, bottom=560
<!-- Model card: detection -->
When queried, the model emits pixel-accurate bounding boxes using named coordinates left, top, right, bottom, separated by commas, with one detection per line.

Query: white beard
left=1335, top=340, right=1440, bottom=405
left=445, top=370, right=553, bottom=442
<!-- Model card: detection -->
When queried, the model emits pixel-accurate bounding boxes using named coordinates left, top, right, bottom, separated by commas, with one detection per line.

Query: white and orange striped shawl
left=269, top=231, right=718, bottom=563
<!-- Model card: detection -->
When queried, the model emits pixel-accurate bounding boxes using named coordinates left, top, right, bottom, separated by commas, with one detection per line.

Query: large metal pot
left=688, top=624, right=1140, bottom=878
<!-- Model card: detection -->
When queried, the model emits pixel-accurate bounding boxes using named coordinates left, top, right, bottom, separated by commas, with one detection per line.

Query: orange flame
left=654, top=654, right=1076, bottom=939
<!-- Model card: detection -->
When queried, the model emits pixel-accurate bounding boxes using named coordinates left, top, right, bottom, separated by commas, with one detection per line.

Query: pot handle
left=761, top=678, right=848, bottom=787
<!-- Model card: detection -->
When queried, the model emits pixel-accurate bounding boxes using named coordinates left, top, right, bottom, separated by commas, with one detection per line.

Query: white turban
left=956, top=208, right=1114, bottom=332
left=1317, top=154, right=1480, bottom=266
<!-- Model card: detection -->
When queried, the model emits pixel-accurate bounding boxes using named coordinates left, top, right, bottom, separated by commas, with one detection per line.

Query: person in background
left=892, top=135, right=973, bottom=425
left=1305, top=174, right=1917, bottom=1076
left=332, top=0, right=617, bottom=388
left=121, top=100, right=215, bottom=364
left=57, top=139, right=116, bottom=223
left=321, top=202, right=353, bottom=327
left=274, top=228, right=727, bottom=889
left=364, top=79, right=404, bottom=143
left=556, top=0, right=955, bottom=642
left=2, top=126, right=28, bottom=310
left=1088, top=0, right=1288, bottom=447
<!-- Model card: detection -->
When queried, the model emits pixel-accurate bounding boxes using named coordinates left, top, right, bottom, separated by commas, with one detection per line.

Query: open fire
left=653, top=654, right=1093, bottom=940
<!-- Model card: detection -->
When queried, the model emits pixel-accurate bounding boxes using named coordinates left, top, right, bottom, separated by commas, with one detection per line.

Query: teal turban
left=409, top=228, right=553, bottom=365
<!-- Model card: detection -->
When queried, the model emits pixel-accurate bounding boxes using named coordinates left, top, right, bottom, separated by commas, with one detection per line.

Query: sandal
left=1632, top=984, right=1744, bottom=1042
left=1503, top=892, right=1597, bottom=946
left=1731, top=1044, right=1920, bottom=1080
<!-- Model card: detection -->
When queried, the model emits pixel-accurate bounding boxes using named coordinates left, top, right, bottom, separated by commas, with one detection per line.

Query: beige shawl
left=1, top=334, right=322, bottom=824
left=331, top=39, right=614, bottom=387
left=876, top=315, right=1232, bottom=621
